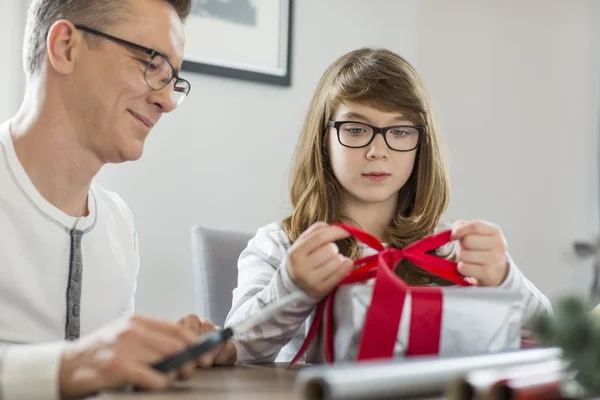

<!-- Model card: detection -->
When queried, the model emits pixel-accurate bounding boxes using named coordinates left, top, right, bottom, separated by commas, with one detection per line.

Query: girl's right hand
left=286, top=222, right=354, bottom=297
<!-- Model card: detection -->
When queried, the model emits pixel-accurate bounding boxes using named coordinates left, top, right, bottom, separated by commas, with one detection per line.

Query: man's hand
left=59, top=314, right=197, bottom=400
left=176, top=314, right=237, bottom=378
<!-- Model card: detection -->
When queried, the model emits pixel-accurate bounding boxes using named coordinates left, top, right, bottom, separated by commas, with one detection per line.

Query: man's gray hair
left=23, top=0, right=191, bottom=79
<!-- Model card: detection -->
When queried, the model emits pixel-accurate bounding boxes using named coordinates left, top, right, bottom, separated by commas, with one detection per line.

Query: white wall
left=0, top=0, right=26, bottom=120
left=96, top=0, right=419, bottom=320
left=417, top=0, right=599, bottom=299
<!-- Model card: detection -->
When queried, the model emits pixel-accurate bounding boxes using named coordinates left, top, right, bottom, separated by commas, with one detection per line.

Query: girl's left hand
left=450, top=220, right=510, bottom=287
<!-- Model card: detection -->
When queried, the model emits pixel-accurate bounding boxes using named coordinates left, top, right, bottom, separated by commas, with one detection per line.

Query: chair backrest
left=189, top=225, right=252, bottom=327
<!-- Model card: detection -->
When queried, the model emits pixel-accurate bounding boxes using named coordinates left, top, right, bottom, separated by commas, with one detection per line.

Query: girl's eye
left=389, top=129, right=407, bottom=137
left=348, top=128, right=365, bottom=134
left=343, top=125, right=369, bottom=135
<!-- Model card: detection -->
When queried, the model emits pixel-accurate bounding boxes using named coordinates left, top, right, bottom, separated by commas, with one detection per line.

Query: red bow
left=290, top=223, right=471, bottom=364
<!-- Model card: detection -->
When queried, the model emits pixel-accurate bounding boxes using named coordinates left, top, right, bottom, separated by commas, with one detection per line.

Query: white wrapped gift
left=327, top=284, right=524, bottom=361
left=295, top=223, right=526, bottom=365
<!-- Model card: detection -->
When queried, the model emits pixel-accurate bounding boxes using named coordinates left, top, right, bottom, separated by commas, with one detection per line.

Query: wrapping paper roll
left=487, top=371, right=568, bottom=400
left=295, top=348, right=563, bottom=400
left=450, top=358, right=567, bottom=399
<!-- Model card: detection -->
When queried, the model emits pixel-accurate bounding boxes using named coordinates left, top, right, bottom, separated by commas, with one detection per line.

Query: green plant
left=532, top=296, right=600, bottom=396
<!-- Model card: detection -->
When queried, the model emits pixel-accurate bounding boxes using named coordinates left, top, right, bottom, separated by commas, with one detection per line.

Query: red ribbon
left=290, top=223, right=471, bottom=364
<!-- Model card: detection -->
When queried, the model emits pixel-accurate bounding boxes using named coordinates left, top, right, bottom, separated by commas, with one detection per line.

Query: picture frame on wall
left=182, top=0, right=293, bottom=87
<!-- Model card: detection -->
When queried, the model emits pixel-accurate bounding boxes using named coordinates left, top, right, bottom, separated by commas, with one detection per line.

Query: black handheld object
left=149, top=292, right=305, bottom=375
left=151, top=327, right=234, bottom=373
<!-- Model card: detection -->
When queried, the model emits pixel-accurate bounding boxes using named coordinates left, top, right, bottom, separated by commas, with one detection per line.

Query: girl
left=225, top=48, right=552, bottom=363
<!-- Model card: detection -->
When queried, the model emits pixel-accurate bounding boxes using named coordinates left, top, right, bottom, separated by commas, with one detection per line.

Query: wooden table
left=97, top=364, right=445, bottom=400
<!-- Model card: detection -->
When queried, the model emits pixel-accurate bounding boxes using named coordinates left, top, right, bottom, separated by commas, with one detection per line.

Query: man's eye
left=138, top=59, right=159, bottom=72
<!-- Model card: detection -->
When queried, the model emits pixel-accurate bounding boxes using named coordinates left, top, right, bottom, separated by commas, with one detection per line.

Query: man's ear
left=46, top=20, right=80, bottom=75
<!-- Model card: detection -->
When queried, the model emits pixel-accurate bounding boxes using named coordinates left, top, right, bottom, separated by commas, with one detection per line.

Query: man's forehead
left=118, top=0, right=186, bottom=65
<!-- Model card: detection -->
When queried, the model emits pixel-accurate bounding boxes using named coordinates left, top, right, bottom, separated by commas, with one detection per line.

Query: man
left=0, top=0, right=235, bottom=398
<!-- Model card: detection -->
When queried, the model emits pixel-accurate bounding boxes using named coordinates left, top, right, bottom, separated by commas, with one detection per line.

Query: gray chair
left=190, top=225, right=252, bottom=327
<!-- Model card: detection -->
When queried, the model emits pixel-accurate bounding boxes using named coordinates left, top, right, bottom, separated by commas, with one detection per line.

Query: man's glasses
left=75, top=25, right=191, bottom=108
left=328, top=120, right=423, bottom=152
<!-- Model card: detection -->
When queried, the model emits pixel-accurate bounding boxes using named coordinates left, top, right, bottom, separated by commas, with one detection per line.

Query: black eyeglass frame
left=327, top=120, right=424, bottom=152
left=74, top=24, right=191, bottom=98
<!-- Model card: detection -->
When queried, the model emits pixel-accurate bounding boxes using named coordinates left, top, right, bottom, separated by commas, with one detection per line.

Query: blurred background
left=2, top=0, right=598, bottom=320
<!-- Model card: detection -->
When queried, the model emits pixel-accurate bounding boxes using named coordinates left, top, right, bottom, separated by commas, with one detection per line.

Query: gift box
left=292, top=223, right=525, bottom=364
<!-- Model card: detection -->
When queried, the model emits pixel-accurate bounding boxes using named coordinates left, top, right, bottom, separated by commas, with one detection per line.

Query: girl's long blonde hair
left=282, top=48, right=452, bottom=286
